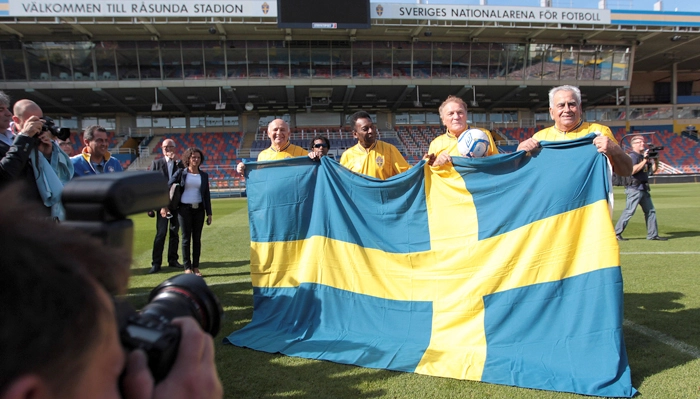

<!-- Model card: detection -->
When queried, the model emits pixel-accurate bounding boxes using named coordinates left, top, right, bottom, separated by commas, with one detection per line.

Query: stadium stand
left=1, top=3, right=698, bottom=182
left=496, top=125, right=700, bottom=173
left=149, top=132, right=246, bottom=189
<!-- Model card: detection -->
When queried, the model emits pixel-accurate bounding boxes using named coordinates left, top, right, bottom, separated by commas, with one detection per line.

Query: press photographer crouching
left=614, top=135, right=668, bottom=241
left=0, top=172, right=223, bottom=399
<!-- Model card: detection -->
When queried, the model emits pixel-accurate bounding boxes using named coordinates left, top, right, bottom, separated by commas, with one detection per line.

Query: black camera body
left=61, top=172, right=223, bottom=383
left=645, top=143, right=664, bottom=159
left=117, top=274, right=222, bottom=382
left=42, top=117, right=71, bottom=141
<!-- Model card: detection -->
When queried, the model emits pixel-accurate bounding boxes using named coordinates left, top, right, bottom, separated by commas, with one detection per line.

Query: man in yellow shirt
left=236, top=119, right=311, bottom=174
left=340, top=111, right=409, bottom=180
left=427, top=95, right=498, bottom=167
left=517, top=85, right=632, bottom=176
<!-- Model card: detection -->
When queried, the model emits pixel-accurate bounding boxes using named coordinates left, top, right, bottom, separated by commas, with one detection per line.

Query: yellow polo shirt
left=340, top=140, right=410, bottom=180
left=258, top=142, right=307, bottom=161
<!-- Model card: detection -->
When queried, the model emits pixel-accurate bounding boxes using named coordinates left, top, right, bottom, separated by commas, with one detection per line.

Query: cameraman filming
left=0, top=184, right=223, bottom=399
left=614, top=135, right=667, bottom=241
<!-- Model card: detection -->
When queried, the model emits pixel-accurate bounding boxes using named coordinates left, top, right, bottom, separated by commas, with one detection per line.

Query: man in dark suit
left=148, top=138, right=184, bottom=273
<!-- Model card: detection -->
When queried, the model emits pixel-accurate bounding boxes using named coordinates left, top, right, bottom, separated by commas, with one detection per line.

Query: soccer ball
left=457, top=128, right=491, bottom=158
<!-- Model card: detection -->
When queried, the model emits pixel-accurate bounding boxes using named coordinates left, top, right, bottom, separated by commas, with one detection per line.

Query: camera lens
left=142, top=274, right=223, bottom=336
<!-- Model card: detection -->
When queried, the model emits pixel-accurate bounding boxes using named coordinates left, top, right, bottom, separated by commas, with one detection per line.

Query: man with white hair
left=517, top=85, right=632, bottom=177
left=148, top=138, right=185, bottom=274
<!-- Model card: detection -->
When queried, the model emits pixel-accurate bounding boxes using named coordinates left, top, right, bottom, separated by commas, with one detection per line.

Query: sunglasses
left=314, top=143, right=328, bottom=148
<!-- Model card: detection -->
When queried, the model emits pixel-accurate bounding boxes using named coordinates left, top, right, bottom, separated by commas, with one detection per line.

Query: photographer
left=12, top=99, right=73, bottom=184
left=0, top=184, right=223, bottom=399
left=0, top=94, right=51, bottom=216
left=614, top=135, right=667, bottom=241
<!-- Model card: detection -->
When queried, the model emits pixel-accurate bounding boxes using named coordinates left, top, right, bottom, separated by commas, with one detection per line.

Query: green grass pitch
left=126, top=183, right=700, bottom=398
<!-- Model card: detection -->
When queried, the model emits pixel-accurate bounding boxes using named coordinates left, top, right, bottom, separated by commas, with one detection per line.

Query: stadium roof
left=1, top=2, right=699, bottom=115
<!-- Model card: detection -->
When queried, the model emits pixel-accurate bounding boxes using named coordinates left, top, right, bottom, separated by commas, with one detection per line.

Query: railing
left=112, top=148, right=136, bottom=155
left=496, top=140, right=519, bottom=146
left=657, top=161, right=682, bottom=175
left=120, top=127, right=154, bottom=137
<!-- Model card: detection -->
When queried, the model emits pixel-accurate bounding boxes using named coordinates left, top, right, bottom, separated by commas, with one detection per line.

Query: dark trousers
left=152, top=212, right=180, bottom=267
left=178, top=204, right=205, bottom=269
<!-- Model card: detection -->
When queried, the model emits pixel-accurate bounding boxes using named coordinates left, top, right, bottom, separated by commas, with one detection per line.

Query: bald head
left=267, top=119, right=290, bottom=150
left=13, top=99, right=43, bottom=121
left=11, top=99, right=43, bottom=136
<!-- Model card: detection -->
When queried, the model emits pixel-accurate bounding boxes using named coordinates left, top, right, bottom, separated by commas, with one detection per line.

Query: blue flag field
left=225, top=136, right=636, bottom=397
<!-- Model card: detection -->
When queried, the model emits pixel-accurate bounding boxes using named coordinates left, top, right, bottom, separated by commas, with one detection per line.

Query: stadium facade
left=0, top=0, right=698, bottom=171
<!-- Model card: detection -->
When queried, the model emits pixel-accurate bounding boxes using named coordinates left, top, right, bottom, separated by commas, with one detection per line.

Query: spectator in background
left=57, top=136, right=73, bottom=156
left=236, top=119, right=315, bottom=173
left=340, top=111, right=409, bottom=180
left=148, top=138, right=184, bottom=274
left=12, top=99, right=73, bottom=184
left=614, top=135, right=667, bottom=241
left=427, top=95, right=498, bottom=168
left=309, top=135, right=330, bottom=159
left=72, top=125, right=123, bottom=178
left=169, top=147, right=212, bottom=277
left=516, top=85, right=632, bottom=176
left=0, top=184, right=223, bottom=399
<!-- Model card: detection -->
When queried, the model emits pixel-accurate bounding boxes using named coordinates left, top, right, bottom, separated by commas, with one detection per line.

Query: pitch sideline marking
left=621, top=252, right=700, bottom=255
left=620, top=251, right=700, bottom=255
left=623, top=319, right=700, bottom=359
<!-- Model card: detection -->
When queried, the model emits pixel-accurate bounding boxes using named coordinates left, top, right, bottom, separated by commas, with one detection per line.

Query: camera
left=42, top=117, right=71, bottom=141
left=645, top=143, right=664, bottom=159
left=116, top=273, right=223, bottom=382
left=208, top=26, right=217, bottom=35
left=61, top=172, right=223, bottom=382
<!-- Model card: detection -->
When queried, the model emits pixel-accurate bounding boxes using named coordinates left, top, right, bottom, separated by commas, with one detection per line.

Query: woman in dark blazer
left=168, top=147, right=212, bottom=276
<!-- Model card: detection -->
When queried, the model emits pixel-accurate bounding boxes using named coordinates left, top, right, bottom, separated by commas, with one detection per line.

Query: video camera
left=645, top=143, right=665, bottom=159
left=61, top=172, right=223, bottom=382
left=42, top=116, right=71, bottom=141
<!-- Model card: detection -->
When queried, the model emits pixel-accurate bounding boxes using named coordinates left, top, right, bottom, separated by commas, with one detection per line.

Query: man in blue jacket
left=71, top=125, right=123, bottom=177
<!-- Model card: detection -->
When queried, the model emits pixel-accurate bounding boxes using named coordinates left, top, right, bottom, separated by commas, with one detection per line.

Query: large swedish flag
left=225, top=136, right=635, bottom=397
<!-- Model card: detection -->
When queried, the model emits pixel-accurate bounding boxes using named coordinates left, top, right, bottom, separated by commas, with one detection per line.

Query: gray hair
left=549, top=85, right=582, bottom=108
left=0, top=91, right=10, bottom=107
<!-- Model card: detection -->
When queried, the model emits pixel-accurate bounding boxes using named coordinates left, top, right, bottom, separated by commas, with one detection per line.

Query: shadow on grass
left=217, top=345, right=389, bottom=398
left=132, top=260, right=250, bottom=276
left=215, top=282, right=387, bottom=397
left=624, top=291, right=700, bottom=388
left=662, top=230, right=700, bottom=239
left=214, top=282, right=390, bottom=398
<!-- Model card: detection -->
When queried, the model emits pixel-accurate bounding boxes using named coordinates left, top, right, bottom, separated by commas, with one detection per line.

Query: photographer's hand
left=18, top=115, right=44, bottom=138
left=153, top=317, right=222, bottom=399
left=122, top=350, right=154, bottom=399
left=37, top=131, right=53, bottom=156
left=121, top=317, right=222, bottom=399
